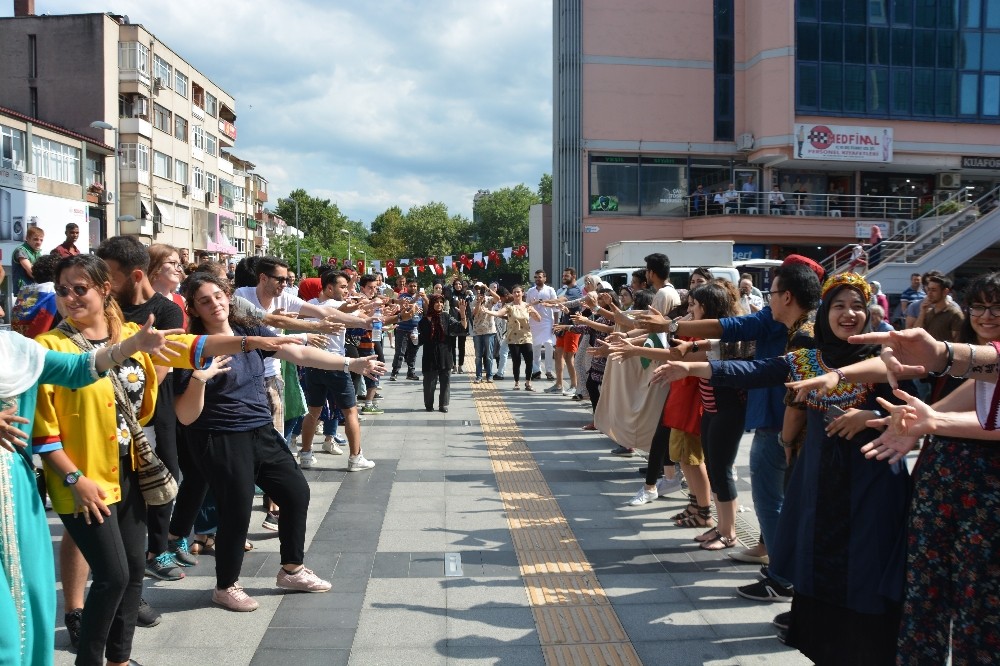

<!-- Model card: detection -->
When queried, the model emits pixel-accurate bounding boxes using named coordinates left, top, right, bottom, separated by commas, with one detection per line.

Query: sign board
left=0, top=168, right=39, bottom=192
left=794, top=124, right=892, bottom=163
left=732, top=244, right=765, bottom=261
left=856, top=220, right=889, bottom=239
left=961, top=156, right=1000, bottom=169
left=584, top=225, right=600, bottom=233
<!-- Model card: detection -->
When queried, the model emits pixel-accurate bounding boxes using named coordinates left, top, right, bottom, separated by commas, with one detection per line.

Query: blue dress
left=0, top=349, right=105, bottom=666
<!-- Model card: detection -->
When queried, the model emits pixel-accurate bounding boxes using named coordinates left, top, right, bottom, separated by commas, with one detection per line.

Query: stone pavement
left=50, top=361, right=810, bottom=666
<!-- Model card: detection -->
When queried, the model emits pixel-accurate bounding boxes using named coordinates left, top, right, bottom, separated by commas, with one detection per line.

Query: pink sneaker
left=276, top=567, right=332, bottom=593
left=212, top=583, right=259, bottom=612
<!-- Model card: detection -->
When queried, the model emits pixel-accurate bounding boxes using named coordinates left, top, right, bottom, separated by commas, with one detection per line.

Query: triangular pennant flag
left=443, top=256, right=453, bottom=269
left=503, top=247, right=513, bottom=261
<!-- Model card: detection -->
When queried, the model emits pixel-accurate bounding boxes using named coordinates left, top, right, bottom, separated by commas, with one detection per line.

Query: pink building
left=552, top=0, right=1000, bottom=274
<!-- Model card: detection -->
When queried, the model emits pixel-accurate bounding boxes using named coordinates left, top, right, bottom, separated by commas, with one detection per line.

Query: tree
left=538, top=173, right=552, bottom=204
left=271, top=189, right=371, bottom=275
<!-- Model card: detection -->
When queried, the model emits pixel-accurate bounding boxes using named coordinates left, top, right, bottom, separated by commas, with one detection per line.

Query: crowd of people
left=2, top=226, right=998, bottom=665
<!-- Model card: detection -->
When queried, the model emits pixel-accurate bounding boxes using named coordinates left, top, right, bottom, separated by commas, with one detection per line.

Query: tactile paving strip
left=471, top=382, right=643, bottom=666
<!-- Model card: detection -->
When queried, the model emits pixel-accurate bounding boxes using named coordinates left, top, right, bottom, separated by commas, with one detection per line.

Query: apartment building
left=553, top=0, right=1000, bottom=272
left=0, top=1, right=249, bottom=259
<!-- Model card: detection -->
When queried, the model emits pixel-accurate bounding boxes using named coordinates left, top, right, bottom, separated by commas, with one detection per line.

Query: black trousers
left=423, top=368, right=451, bottom=409
left=187, top=425, right=310, bottom=589
left=168, top=423, right=209, bottom=540
left=146, top=377, right=178, bottom=555
left=391, top=329, right=418, bottom=374
left=455, top=335, right=469, bottom=365
left=509, top=342, right=533, bottom=382
left=701, top=387, right=747, bottom=502
left=645, top=421, right=674, bottom=486
left=60, top=459, right=145, bottom=666
left=586, top=375, right=602, bottom=412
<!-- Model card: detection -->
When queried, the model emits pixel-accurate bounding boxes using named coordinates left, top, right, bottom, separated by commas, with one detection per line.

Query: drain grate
left=709, top=505, right=761, bottom=548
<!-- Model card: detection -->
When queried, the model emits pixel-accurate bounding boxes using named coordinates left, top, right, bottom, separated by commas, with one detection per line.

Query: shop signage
left=218, top=118, right=237, bottom=141
left=794, top=124, right=892, bottom=163
left=0, top=168, right=39, bottom=192
left=961, top=156, right=1000, bottom=169
left=733, top=244, right=765, bottom=261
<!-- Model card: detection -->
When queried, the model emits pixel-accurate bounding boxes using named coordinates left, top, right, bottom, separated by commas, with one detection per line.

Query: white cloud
left=10, top=0, right=553, bottom=225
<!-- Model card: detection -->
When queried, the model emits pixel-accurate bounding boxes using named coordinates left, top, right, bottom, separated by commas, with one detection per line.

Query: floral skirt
left=896, top=437, right=1000, bottom=665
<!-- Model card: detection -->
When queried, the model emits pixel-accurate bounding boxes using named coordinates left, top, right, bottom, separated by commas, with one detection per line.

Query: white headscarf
left=0, top=331, right=47, bottom=399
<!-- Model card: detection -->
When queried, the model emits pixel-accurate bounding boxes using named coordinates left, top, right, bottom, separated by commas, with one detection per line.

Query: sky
left=3, top=1, right=554, bottom=226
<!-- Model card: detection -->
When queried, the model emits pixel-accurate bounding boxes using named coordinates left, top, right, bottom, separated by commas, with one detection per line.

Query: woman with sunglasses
left=174, top=272, right=384, bottom=612
left=33, top=255, right=293, bottom=666
left=147, top=244, right=187, bottom=328
left=1, top=324, right=176, bottom=666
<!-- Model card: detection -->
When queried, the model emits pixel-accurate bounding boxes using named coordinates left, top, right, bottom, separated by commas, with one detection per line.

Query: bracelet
left=777, top=434, right=794, bottom=449
left=927, top=341, right=954, bottom=377
left=241, top=336, right=248, bottom=353
left=192, top=375, right=208, bottom=384
left=834, top=368, right=848, bottom=384
left=955, top=343, right=976, bottom=379
left=343, top=358, right=351, bottom=373
left=691, top=341, right=700, bottom=353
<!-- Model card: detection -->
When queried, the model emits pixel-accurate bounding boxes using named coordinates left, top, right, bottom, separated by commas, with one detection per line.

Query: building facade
left=553, top=0, right=1000, bottom=273
left=0, top=3, right=262, bottom=262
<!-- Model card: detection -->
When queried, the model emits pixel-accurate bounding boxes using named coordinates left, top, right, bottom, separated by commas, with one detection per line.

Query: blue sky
left=3, top=1, right=553, bottom=225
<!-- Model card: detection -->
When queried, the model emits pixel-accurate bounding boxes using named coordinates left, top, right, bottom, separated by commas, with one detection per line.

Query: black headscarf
left=814, top=273, right=880, bottom=369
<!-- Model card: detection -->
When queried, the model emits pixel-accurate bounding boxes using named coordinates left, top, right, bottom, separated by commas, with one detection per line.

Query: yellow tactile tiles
left=471, top=382, right=643, bottom=665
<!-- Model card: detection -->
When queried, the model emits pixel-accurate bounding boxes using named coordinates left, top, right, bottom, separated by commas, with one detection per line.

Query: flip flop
left=700, top=534, right=738, bottom=551
left=582, top=424, right=597, bottom=431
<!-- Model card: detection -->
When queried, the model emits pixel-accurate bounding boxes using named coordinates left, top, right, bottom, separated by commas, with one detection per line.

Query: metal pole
left=113, top=126, right=120, bottom=237
left=348, top=231, right=351, bottom=263
left=294, top=199, right=301, bottom=275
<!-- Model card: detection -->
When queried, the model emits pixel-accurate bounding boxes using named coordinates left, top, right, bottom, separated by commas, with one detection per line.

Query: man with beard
left=525, top=269, right=557, bottom=380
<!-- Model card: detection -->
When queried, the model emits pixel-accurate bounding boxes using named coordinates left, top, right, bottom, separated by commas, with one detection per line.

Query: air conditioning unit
left=181, top=185, right=190, bottom=197
left=154, top=220, right=164, bottom=234
left=737, top=133, right=755, bottom=152
left=153, top=77, right=164, bottom=92
left=100, top=191, right=114, bottom=204
left=204, top=191, right=213, bottom=205
left=937, top=173, right=962, bottom=189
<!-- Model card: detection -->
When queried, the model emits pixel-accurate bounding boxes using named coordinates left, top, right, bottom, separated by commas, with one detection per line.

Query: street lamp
left=89, top=120, right=124, bottom=237
left=340, top=228, right=351, bottom=263
left=280, top=197, right=301, bottom=275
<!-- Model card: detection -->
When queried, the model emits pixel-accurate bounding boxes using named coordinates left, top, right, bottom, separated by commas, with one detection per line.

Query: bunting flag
left=312, top=255, right=322, bottom=268
left=308, top=245, right=527, bottom=277
left=328, top=256, right=339, bottom=266
left=443, top=256, right=453, bottom=269
left=371, top=260, right=381, bottom=274
left=356, top=259, right=365, bottom=274
left=503, top=247, right=513, bottom=261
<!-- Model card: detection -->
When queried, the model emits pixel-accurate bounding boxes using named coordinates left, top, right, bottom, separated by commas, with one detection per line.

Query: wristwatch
left=691, top=341, right=700, bottom=353
left=667, top=319, right=680, bottom=333
left=64, top=470, right=82, bottom=486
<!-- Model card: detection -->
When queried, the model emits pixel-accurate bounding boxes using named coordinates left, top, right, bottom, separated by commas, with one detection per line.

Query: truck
left=587, top=240, right=743, bottom=292
left=604, top=240, right=735, bottom=269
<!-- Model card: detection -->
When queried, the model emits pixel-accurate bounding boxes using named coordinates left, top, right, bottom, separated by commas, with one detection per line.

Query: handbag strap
left=56, top=321, right=151, bottom=455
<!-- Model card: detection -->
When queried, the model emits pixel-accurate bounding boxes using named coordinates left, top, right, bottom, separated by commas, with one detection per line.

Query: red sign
left=218, top=119, right=237, bottom=141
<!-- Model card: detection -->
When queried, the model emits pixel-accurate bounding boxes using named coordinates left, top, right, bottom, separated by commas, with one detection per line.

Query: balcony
left=119, top=117, right=153, bottom=139
left=254, top=189, right=268, bottom=203
left=191, top=104, right=205, bottom=121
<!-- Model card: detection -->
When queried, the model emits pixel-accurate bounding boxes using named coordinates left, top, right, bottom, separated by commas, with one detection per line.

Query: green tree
left=272, top=189, right=371, bottom=275
left=538, top=173, right=552, bottom=204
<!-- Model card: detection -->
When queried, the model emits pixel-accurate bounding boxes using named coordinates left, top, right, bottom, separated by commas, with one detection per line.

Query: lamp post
left=341, top=228, right=351, bottom=264
left=280, top=197, right=301, bottom=275
left=89, top=120, right=122, bottom=237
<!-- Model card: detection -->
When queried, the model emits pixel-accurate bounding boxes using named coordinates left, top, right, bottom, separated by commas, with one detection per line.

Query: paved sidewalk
left=51, top=364, right=809, bottom=665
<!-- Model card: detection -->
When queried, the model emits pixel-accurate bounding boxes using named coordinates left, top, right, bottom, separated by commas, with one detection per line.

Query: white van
left=585, top=266, right=741, bottom=293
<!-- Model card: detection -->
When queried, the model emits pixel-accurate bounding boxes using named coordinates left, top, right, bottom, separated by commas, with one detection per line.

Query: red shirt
left=50, top=243, right=80, bottom=259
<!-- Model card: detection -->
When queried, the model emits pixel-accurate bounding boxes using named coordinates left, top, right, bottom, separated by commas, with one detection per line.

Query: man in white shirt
left=525, top=269, right=558, bottom=380
left=297, top=270, right=374, bottom=471
left=739, top=278, right=764, bottom=313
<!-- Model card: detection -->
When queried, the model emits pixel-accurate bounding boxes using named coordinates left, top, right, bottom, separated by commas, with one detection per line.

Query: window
left=119, top=142, right=150, bottom=173
left=193, top=166, right=205, bottom=191
left=234, top=184, right=245, bottom=202
left=153, top=55, right=171, bottom=88
left=205, top=92, right=218, bottom=118
left=153, top=103, right=171, bottom=133
left=205, top=133, right=217, bottom=157
left=174, top=115, right=188, bottom=142
left=31, top=136, right=81, bottom=185
left=153, top=150, right=172, bottom=179
left=206, top=172, right=217, bottom=194
left=118, top=42, right=150, bottom=77
left=192, top=125, right=204, bottom=150
left=84, top=153, right=105, bottom=189
left=1, top=124, right=27, bottom=171
left=220, top=179, right=234, bottom=210
left=28, top=35, right=37, bottom=78
left=119, top=94, right=149, bottom=120
left=174, top=70, right=188, bottom=98
left=175, top=159, right=189, bottom=186
left=714, top=0, right=735, bottom=140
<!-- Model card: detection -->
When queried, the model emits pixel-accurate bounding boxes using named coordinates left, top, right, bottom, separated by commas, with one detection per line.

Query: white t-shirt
left=234, top=286, right=308, bottom=377
left=308, top=297, right=346, bottom=355
left=526, top=284, right=557, bottom=332
left=652, top=284, right=681, bottom=316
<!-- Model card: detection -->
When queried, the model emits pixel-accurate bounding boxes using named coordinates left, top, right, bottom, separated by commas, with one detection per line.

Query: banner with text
left=794, top=124, right=892, bottom=163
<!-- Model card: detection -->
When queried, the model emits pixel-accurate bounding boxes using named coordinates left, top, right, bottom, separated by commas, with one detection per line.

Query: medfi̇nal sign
left=794, top=124, right=893, bottom=163
left=961, top=156, right=1000, bottom=169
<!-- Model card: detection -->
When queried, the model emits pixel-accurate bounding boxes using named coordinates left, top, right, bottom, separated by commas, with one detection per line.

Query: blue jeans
left=749, top=428, right=791, bottom=586
left=473, top=333, right=495, bottom=379
left=495, top=338, right=509, bottom=377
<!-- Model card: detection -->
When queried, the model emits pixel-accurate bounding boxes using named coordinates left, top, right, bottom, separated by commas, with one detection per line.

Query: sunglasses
left=55, top=284, right=93, bottom=298
left=267, top=274, right=290, bottom=284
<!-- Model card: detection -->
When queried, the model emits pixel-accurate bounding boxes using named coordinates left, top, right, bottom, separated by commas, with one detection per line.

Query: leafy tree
left=538, top=173, right=552, bottom=204
left=271, top=189, right=370, bottom=275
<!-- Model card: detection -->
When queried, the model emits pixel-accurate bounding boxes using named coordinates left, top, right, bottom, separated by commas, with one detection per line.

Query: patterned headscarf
left=815, top=272, right=878, bottom=368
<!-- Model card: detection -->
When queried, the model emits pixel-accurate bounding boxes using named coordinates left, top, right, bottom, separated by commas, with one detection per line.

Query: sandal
left=700, top=533, right=738, bottom=551
left=582, top=424, right=597, bottom=431
left=694, top=527, right=720, bottom=543
left=513, top=383, right=521, bottom=390
left=524, top=383, right=534, bottom=392
left=675, top=505, right=715, bottom=529
left=244, top=540, right=254, bottom=552
left=670, top=494, right=698, bottom=522
left=191, top=535, right=216, bottom=555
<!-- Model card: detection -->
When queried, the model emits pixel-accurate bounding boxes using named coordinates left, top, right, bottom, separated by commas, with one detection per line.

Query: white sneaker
left=322, top=439, right=344, bottom=455
left=276, top=567, right=332, bottom=593
left=348, top=452, right=375, bottom=472
left=656, top=476, right=683, bottom=496
left=627, top=486, right=659, bottom=506
left=562, top=386, right=577, bottom=396
left=298, top=450, right=315, bottom=469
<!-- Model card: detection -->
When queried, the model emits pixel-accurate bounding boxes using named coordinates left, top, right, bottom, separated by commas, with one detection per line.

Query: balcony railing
left=684, top=191, right=921, bottom=219
left=254, top=189, right=268, bottom=202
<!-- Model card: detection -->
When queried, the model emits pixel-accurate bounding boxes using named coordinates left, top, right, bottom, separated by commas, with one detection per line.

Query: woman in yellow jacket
left=32, top=255, right=289, bottom=666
